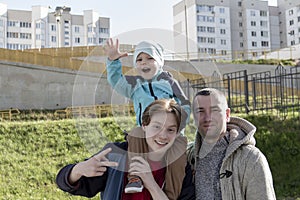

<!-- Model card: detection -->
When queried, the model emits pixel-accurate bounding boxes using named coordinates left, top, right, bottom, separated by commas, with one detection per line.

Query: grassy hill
left=0, top=115, right=299, bottom=199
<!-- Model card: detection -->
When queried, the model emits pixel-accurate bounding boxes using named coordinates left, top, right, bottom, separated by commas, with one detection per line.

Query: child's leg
left=125, top=127, right=147, bottom=193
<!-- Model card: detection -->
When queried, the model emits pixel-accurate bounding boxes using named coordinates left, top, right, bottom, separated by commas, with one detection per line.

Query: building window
left=207, top=37, right=215, bottom=44
left=251, top=31, right=257, bottom=37
left=75, top=26, right=80, bottom=33
left=239, top=32, right=243, bottom=37
left=36, top=34, right=41, bottom=40
left=221, top=39, right=226, bottom=45
left=250, top=10, right=256, bottom=16
left=207, top=27, right=215, bottom=33
left=219, top=7, right=225, bottom=13
left=99, top=28, right=109, bottom=33
left=88, top=26, right=93, bottom=32
left=289, top=20, right=294, bottom=26
left=20, top=22, right=31, bottom=28
left=75, top=37, right=80, bottom=43
left=260, top=10, right=267, bottom=17
left=198, top=37, right=206, bottom=43
left=7, top=32, right=19, bottom=38
left=291, top=40, right=295, bottom=45
left=251, top=21, right=256, bottom=26
left=261, top=31, right=268, bottom=37
left=260, top=21, right=268, bottom=27
left=99, top=38, right=106, bottom=44
left=51, top=36, right=56, bottom=42
left=20, top=33, right=32, bottom=39
left=220, top=29, right=226, bottom=34
left=239, top=22, right=243, bottom=27
left=197, top=26, right=206, bottom=32
left=239, top=12, right=242, bottom=17
left=36, top=22, right=41, bottom=29
left=207, top=48, right=216, bottom=54
left=51, top=25, right=56, bottom=31
left=261, top=41, right=269, bottom=47
left=220, top=18, right=225, bottom=24
left=221, top=50, right=227, bottom=55
left=288, top=9, right=293, bottom=15
left=289, top=30, right=295, bottom=35
left=238, top=1, right=242, bottom=6
left=252, top=41, right=257, bottom=47
left=7, top=21, right=17, bottom=27
left=207, top=16, right=215, bottom=22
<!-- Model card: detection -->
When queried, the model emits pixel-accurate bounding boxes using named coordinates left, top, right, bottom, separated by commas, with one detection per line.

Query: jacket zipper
left=149, top=82, right=158, bottom=100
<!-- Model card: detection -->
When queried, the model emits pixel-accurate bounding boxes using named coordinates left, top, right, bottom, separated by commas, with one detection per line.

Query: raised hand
left=69, top=148, right=118, bottom=184
left=104, top=38, right=128, bottom=61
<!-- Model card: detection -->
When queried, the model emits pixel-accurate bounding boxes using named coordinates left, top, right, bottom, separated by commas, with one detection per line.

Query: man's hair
left=142, top=99, right=187, bottom=132
left=193, top=88, right=228, bottom=108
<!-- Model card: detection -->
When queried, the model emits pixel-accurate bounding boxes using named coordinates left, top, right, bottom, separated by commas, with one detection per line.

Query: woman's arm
left=56, top=148, right=118, bottom=198
left=129, top=156, right=169, bottom=200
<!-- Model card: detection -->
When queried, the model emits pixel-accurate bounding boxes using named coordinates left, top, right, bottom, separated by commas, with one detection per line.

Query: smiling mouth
left=155, top=140, right=168, bottom=145
left=142, top=68, right=151, bottom=73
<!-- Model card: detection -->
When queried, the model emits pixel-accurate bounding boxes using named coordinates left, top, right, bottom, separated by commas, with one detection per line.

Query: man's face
left=193, top=94, right=230, bottom=143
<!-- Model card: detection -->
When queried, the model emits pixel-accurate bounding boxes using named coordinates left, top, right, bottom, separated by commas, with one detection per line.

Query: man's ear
left=225, top=108, right=231, bottom=122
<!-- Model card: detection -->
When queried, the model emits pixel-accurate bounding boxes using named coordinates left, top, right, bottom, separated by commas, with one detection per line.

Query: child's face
left=136, top=52, right=160, bottom=80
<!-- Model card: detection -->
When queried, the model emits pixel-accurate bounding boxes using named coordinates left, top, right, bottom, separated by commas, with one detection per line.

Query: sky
left=0, top=0, right=278, bottom=50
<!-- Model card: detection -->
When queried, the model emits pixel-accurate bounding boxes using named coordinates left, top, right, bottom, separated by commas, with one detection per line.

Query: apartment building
left=0, top=3, right=110, bottom=50
left=173, top=0, right=300, bottom=60
left=278, top=0, right=300, bottom=48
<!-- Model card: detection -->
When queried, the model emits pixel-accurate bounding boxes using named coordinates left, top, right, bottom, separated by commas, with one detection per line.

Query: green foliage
left=245, top=115, right=300, bottom=199
left=0, top=115, right=299, bottom=199
left=228, top=59, right=296, bottom=66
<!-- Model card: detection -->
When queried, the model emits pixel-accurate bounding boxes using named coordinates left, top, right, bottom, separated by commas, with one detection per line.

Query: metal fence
left=186, top=64, right=300, bottom=119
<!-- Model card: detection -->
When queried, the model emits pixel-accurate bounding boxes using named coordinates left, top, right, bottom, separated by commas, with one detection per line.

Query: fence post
left=244, top=70, right=249, bottom=114
left=227, top=75, right=231, bottom=108
left=252, top=77, right=256, bottom=110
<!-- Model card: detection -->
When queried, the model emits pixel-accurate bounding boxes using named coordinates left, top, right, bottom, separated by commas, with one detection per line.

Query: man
left=189, top=88, right=276, bottom=200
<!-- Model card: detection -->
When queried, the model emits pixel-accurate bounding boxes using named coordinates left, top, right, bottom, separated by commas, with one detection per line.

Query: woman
left=56, top=99, right=195, bottom=200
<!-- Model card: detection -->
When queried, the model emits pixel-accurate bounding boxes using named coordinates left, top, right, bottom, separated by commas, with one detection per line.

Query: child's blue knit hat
left=133, top=41, right=164, bottom=68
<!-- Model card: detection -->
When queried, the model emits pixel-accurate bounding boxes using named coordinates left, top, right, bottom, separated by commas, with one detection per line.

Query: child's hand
left=105, top=38, right=128, bottom=61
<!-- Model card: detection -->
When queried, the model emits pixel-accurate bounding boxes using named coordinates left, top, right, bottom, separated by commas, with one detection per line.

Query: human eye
left=168, top=128, right=177, bottom=134
left=151, top=124, right=161, bottom=130
left=211, top=107, right=221, bottom=112
left=194, top=108, right=204, bottom=113
left=136, top=58, right=142, bottom=62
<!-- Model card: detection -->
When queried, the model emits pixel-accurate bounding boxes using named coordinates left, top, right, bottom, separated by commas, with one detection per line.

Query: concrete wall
left=0, top=61, right=117, bottom=110
left=0, top=59, right=285, bottom=110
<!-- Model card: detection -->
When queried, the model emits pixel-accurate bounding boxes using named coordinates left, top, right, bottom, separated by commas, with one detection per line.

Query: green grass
left=0, top=115, right=299, bottom=199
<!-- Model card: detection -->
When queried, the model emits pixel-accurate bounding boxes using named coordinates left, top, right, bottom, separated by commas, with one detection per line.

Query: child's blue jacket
left=106, top=59, right=191, bottom=125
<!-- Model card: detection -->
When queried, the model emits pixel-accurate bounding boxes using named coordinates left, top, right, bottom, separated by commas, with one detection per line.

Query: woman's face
left=143, top=111, right=178, bottom=157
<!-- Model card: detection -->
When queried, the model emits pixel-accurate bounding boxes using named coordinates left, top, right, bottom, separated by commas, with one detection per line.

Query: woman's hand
left=69, top=148, right=118, bottom=185
left=104, top=38, right=128, bottom=61
left=129, top=156, right=168, bottom=200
